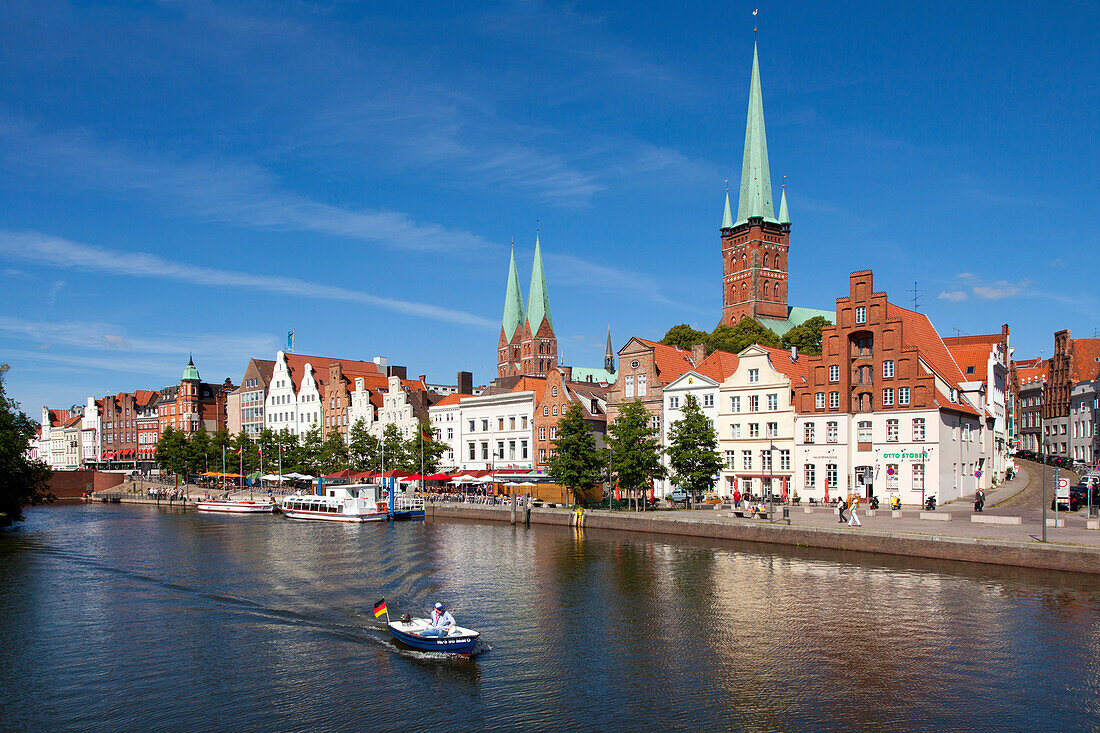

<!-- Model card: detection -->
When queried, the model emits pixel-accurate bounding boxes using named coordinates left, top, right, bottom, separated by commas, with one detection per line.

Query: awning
left=425, top=473, right=451, bottom=481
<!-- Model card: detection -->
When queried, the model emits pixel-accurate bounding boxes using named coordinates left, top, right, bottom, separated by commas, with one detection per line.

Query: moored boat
left=390, top=492, right=425, bottom=520
left=195, top=497, right=277, bottom=513
left=279, top=483, right=388, bottom=522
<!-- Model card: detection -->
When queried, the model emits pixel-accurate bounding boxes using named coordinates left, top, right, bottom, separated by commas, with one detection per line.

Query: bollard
left=510, top=495, right=517, bottom=525
left=782, top=506, right=790, bottom=526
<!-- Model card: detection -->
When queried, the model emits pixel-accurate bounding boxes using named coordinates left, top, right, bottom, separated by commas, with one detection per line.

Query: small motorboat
left=390, top=492, right=426, bottom=520
left=195, top=497, right=276, bottom=513
left=387, top=615, right=480, bottom=655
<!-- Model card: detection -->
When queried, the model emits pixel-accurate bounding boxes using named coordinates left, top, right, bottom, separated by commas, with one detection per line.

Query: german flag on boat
left=374, top=598, right=388, bottom=619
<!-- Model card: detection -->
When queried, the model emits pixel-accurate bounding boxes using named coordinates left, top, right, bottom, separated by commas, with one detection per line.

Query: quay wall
left=426, top=503, right=1100, bottom=575
left=50, top=471, right=125, bottom=498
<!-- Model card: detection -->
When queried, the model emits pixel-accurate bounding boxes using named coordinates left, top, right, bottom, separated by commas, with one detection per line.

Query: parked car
left=666, top=489, right=690, bottom=504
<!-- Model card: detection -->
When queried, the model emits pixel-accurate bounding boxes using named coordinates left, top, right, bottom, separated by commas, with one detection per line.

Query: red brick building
left=157, top=357, right=234, bottom=436
left=533, top=366, right=609, bottom=470
left=498, top=237, right=557, bottom=379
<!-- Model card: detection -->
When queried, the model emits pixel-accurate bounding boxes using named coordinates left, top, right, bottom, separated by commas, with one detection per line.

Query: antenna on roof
left=906, top=281, right=927, bottom=311
left=953, top=328, right=970, bottom=337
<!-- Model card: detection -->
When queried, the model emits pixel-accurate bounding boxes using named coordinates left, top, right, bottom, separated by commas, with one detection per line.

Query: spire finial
left=753, top=8, right=758, bottom=36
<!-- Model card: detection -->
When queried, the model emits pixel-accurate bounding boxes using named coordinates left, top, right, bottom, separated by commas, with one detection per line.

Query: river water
left=2, top=504, right=1099, bottom=732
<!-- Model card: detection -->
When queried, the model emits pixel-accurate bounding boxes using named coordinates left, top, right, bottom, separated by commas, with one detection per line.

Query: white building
left=945, top=326, right=1011, bottom=483
left=716, top=346, right=804, bottom=500
left=264, top=351, right=322, bottom=436
left=370, top=374, right=422, bottom=440
left=429, top=388, right=536, bottom=474
left=660, top=358, right=729, bottom=496
left=80, top=397, right=100, bottom=467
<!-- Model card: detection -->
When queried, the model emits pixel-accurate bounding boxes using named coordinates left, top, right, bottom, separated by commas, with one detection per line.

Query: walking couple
left=837, top=496, right=861, bottom=527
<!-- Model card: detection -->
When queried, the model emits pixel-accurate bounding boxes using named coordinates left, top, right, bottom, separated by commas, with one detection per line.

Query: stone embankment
left=426, top=502, right=1100, bottom=575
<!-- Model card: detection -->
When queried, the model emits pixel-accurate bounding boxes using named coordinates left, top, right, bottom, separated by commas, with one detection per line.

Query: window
left=499, top=418, right=505, bottom=430
left=510, top=417, right=516, bottom=430
left=637, top=375, right=647, bottom=397
left=742, top=450, right=753, bottom=470
left=468, top=442, right=476, bottom=460
left=749, top=395, right=760, bottom=412
left=804, top=422, right=815, bottom=444
left=539, top=427, right=546, bottom=441
left=826, top=464, right=838, bottom=489
left=482, top=419, right=489, bottom=431
left=497, top=441, right=505, bottom=459
left=703, top=394, right=714, bottom=408
left=447, top=428, right=454, bottom=440
left=829, top=365, right=840, bottom=383
left=829, top=392, right=840, bottom=409
left=883, top=360, right=895, bottom=378
left=749, top=423, right=760, bottom=438
left=887, top=419, right=899, bottom=442
left=913, top=463, right=925, bottom=490
left=748, top=369, right=760, bottom=383
left=522, top=416, right=528, bottom=429
left=549, top=427, right=556, bottom=440
left=552, top=405, right=558, bottom=416
left=725, top=450, right=736, bottom=469
left=827, top=421, right=838, bottom=443
left=551, top=385, right=558, bottom=397
left=805, top=464, right=816, bottom=488
left=625, top=375, right=634, bottom=398
left=780, top=450, right=791, bottom=471
left=886, top=464, right=899, bottom=490
left=815, top=393, right=826, bottom=410
left=468, top=419, right=475, bottom=432
left=766, top=422, right=778, bottom=438
left=761, top=450, right=772, bottom=471
left=521, top=440, right=528, bottom=459
left=730, top=424, right=741, bottom=439
left=543, top=406, right=549, bottom=416
left=767, top=393, right=778, bottom=411
left=669, top=396, right=680, bottom=409
left=730, top=396, right=741, bottom=413
left=882, top=388, right=894, bottom=406
left=913, top=418, right=926, bottom=441
left=899, top=387, right=910, bottom=405
left=855, top=306, right=866, bottom=324
left=857, top=420, right=872, bottom=442
left=652, top=415, right=660, bottom=430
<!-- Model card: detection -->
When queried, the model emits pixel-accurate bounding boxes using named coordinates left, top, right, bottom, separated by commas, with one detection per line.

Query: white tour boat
left=195, top=496, right=277, bottom=513
left=279, top=484, right=389, bottom=523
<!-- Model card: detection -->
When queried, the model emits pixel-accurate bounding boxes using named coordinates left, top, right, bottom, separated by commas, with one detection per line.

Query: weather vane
left=753, top=8, right=758, bottom=35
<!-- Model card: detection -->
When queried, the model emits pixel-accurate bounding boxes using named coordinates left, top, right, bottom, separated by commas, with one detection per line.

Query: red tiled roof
left=756, top=345, right=810, bottom=384
left=432, top=393, right=474, bottom=407
left=1071, top=338, right=1100, bottom=382
left=942, top=333, right=1002, bottom=348
left=695, top=350, right=740, bottom=382
left=943, top=343, right=991, bottom=384
left=886, top=303, right=967, bottom=387
left=510, top=376, right=546, bottom=394
left=283, top=353, right=382, bottom=394
left=635, top=339, right=698, bottom=382
left=133, top=389, right=159, bottom=407
left=62, top=415, right=83, bottom=428
left=1017, top=365, right=1047, bottom=384
left=48, top=409, right=69, bottom=426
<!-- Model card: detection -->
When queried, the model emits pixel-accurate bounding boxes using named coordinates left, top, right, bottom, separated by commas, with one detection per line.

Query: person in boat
left=421, top=602, right=456, bottom=637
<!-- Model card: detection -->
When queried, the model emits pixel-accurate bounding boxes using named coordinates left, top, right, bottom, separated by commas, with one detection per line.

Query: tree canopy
left=708, top=319, right=781, bottom=355
left=547, top=402, right=606, bottom=505
left=780, top=316, right=831, bottom=356
left=0, top=364, right=52, bottom=526
left=606, top=400, right=665, bottom=497
left=660, top=323, right=709, bottom=350
left=666, top=395, right=722, bottom=500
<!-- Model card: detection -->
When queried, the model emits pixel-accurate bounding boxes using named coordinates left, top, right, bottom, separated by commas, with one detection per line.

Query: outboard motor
left=925, top=495, right=937, bottom=511
left=400, top=614, right=412, bottom=623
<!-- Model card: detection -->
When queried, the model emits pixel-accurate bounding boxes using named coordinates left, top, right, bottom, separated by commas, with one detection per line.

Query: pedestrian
left=837, top=497, right=848, bottom=524
left=847, top=497, right=862, bottom=527
left=732, top=488, right=741, bottom=506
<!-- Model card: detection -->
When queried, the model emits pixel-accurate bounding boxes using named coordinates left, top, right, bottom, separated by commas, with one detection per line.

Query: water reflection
left=3, top=505, right=1100, bottom=732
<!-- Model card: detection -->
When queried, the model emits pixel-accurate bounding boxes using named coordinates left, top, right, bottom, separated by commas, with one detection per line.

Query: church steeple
left=501, top=244, right=525, bottom=342
left=721, top=188, right=734, bottom=230
left=735, top=42, right=776, bottom=225
left=604, top=324, right=615, bottom=372
left=778, top=184, right=789, bottom=224
left=526, top=233, right=553, bottom=334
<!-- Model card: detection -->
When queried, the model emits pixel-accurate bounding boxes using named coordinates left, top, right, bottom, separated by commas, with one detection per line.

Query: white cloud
left=973, top=280, right=1028, bottom=300
left=938, top=290, right=969, bottom=302
left=547, top=252, right=699, bottom=311
left=0, top=231, right=497, bottom=329
left=0, top=116, right=490, bottom=252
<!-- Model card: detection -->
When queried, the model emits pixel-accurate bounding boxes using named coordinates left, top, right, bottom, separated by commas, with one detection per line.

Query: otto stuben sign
left=880, top=448, right=933, bottom=461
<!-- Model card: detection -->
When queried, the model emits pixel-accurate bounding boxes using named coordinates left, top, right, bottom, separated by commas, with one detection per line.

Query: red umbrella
left=403, top=474, right=425, bottom=481
left=323, top=469, right=352, bottom=479
left=426, top=473, right=450, bottom=481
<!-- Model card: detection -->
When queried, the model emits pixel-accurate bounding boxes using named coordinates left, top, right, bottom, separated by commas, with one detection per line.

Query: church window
left=774, top=283, right=780, bottom=298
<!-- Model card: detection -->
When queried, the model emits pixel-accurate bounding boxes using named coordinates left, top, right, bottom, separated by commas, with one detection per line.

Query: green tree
left=781, top=316, right=830, bottom=356
left=666, top=394, right=722, bottom=503
left=380, top=423, right=406, bottom=471
left=210, top=428, right=232, bottom=471
left=660, top=323, right=709, bottom=350
left=256, top=428, right=276, bottom=474
left=230, top=430, right=256, bottom=475
left=403, top=419, right=446, bottom=476
left=0, top=364, right=52, bottom=526
left=547, top=403, right=605, bottom=506
left=708, top=318, right=780, bottom=355
left=348, top=418, right=380, bottom=471
left=187, top=424, right=211, bottom=475
left=156, top=426, right=189, bottom=478
left=298, top=425, right=324, bottom=475
left=319, top=430, right=349, bottom=475
left=274, top=428, right=300, bottom=475
left=606, top=400, right=665, bottom=510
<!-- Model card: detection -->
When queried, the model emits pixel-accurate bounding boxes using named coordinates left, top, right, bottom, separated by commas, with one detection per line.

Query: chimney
left=791, top=346, right=799, bottom=362
left=457, top=371, right=473, bottom=395
left=691, top=343, right=705, bottom=365
left=560, top=365, right=573, bottom=382
left=372, top=356, right=388, bottom=372
left=418, top=374, right=427, bottom=385
left=387, top=365, right=407, bottom=379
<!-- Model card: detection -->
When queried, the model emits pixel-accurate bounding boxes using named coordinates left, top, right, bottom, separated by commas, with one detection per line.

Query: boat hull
left=281, top=508, right=387, bottom=522
left=195, top=500, right=276, bottom=514
left=391, top=509, right=426, bottom=520
left=387, top=621, right=480, bottom=654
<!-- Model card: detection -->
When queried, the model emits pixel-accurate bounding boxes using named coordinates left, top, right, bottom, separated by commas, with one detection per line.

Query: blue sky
left=2, top=0, right=1097, bottom=414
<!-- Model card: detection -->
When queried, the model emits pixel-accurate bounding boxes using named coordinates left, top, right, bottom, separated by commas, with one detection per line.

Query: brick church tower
left=498, top=235, right=557, bottom=378
left=720, top=40, right=791, bottom=326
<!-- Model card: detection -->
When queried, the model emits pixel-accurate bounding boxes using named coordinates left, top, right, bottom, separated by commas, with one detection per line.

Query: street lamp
left=1039, top=349, right=1046, bottom=543
left=768, top=441, right=775, bottom=522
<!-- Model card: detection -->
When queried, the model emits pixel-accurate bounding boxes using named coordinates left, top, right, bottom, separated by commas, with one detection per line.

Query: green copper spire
left=502, top=244, right=525, bottom=341
left=182, top=354, right=200, bottom=382
left=735, top=42, right=776, bottom=226
left=778, top=184, right=789, bottom=224
left=526, top=233, right=553, bottom=334
left=721, top=189, right=734, bottom=229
